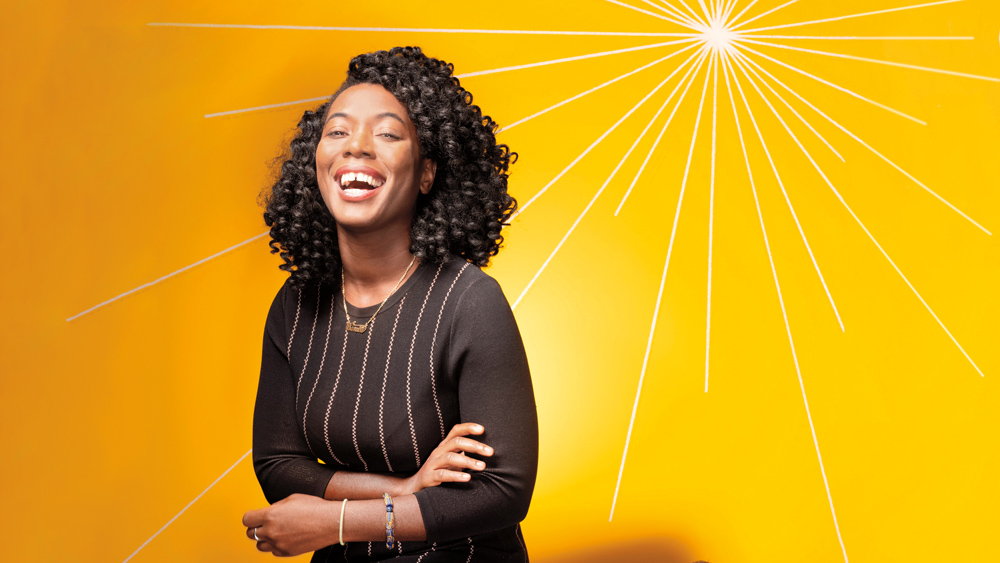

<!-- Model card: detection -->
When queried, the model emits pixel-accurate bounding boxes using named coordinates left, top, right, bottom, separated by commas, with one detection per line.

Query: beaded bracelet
left=383, top=492, right=395, bottom=549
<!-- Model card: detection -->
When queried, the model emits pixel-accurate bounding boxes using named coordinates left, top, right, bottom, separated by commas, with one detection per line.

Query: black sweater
left=252, top=257, right=538, bottom=562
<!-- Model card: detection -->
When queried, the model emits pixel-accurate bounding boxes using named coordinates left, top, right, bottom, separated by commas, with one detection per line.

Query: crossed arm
left=244, top=424, right=493, bottom=556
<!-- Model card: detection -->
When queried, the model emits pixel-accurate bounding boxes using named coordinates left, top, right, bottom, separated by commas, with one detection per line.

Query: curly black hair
left=261, top=46, right=517, bottom=288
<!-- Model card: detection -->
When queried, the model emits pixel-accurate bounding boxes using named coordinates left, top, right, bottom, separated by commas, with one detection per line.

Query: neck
left=338, top=226, right=418, bottom=307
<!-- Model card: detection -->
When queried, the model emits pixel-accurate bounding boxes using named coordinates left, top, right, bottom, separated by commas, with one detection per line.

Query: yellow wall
left=2, top=1, right=998, bottom=561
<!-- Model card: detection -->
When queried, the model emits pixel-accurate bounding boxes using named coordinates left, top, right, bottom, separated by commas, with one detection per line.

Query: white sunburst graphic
left=100, top=2, right=997, bottom=561
left=593, top=1, right=996, bottom=561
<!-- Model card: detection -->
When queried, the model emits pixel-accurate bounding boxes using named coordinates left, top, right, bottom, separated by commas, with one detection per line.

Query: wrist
left=324, top=498, right=344, bottom=546
left=396, top=475, right=416, bottom=496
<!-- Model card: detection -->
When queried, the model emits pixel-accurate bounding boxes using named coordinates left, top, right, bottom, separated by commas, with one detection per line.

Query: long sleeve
left=413, top=275, right=539, bottom=542
left=252, top=282, right=337, bottom=505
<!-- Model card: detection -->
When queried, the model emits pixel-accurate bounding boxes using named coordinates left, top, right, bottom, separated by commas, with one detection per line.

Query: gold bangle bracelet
left=339, top=498, right=348, bottom=546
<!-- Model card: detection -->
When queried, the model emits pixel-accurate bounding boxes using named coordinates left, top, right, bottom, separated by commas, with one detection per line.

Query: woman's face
left=316, top=83, right=436, bottom=236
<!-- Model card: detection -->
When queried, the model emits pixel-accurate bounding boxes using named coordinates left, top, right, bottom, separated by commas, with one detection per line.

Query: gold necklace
left=341, top=255, right=416, bottom=333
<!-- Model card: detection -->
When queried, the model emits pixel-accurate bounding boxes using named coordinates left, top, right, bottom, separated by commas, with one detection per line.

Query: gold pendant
left=346, top=320, right=368, bottom=333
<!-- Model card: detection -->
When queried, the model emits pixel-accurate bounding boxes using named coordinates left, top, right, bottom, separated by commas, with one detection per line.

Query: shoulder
left=267, top=277, right=300, bottom=318
left=265, top=277, right=317, bottom=334
left=431, top=257, right=510, bottom=314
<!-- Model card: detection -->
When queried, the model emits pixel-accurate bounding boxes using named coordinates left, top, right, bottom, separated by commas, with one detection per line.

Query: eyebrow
left=326, top=111, right=406, bottom=125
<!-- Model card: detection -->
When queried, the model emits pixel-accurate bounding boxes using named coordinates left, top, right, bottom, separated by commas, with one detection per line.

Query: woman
left=243, top=47, right=538, bottom=562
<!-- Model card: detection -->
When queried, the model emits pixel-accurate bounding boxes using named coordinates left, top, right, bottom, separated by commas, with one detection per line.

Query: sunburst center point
left=702, top=23, right=734, bottom=52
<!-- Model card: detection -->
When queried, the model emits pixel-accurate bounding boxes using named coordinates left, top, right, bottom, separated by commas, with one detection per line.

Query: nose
left=344, top=128, right=374, bottom=159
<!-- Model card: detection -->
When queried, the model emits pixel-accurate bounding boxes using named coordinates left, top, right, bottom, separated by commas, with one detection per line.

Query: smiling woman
left=244, top=47, right=538, bottom=562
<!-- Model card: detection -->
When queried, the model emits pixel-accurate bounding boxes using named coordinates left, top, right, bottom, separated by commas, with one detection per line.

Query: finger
left=435, top=451, right=487, bottom=472
left=242, top=509, right=265, bottom=528
left=447, top=436, right=494, bottom=457
left=432, top=469, right=473, bottom=484
left=248, top=526, right=268, bottom=541
left=445, top=422, right=484, bottom=440
left=256, top=540, right=273, bottom=553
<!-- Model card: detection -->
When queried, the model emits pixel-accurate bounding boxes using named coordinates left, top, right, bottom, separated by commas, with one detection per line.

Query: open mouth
left=336, top=171, right=385, bottom=196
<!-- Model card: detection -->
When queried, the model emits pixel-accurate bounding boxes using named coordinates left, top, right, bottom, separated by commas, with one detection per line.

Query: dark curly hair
left=261, top=46, right=517, bottom=288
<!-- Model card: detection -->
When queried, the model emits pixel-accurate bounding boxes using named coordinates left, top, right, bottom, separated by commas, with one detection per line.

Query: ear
left=419, top=158, right=437, bottom=195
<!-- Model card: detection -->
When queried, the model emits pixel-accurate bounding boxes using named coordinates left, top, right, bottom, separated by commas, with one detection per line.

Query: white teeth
left=338, top=171, right=384, bottom=189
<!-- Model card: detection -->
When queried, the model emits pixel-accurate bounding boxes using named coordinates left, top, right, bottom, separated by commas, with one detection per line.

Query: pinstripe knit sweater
left=252, top=257, right=538, bottom=562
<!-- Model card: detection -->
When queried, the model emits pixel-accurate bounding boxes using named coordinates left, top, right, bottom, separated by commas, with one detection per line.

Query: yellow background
left=2, top=0, right=998, bottom=561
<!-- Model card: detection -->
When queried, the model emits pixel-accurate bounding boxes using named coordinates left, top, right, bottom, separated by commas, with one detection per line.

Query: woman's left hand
left=243, top=493, right=338, bottom=557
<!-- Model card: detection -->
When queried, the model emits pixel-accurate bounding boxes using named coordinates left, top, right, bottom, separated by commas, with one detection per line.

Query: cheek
left=315, top=145, right=334, bottom=186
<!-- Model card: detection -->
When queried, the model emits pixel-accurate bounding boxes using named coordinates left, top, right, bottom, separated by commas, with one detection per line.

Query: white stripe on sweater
left=379, top=297, right=406, bottom=473
left=294, top=285, right=321, bottom=410
left=429, top=262, right=470, bottom=438
left=351, top=317, right=376, bottom=471
left=406, top=263, right=444, bottom=468
left=322, top=298, right=350, bottom=465
left=287, top=287, right=302, bottom=358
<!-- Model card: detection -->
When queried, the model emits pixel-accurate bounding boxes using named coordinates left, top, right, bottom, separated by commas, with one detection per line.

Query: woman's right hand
left=402, top=423, right=494, bottom=495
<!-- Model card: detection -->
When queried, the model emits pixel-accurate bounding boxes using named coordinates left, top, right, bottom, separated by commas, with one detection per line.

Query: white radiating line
left=724, top=49, right=845, bottom=330
left=735, top=34, right=974, bottom=40
left=722, top=0, right=740, bottom=24
left=145, top=22, right=695, bottom=37
left=205, top=96, right=328, bottom=118
left=732, top=52, right=986, bottom=378
left=123, top=448, right=253, bottom=562
left=510, top=47, right=702, bottom=220
left=726, top=0, right=761, bottom=28
left=705, top=49, right=719, bottom=393
left=738, top=0, right=965, bottom=34
left=671, top=0, right=711, bottom=28
left=615, top=48, right=712, bottom=215
left=512, top=49, right=707, bottom=310
left=719, top=0, right=733, bottom=23
left=655, top=0, right=704, bottom=29
left=734, top=43, right=925, bottom=125
left=720, top=0, right=739, bottom=26
left=512, top=48, right=708, bottom=310
left=730, top=0, right=800, bottom=31
left=605, top=0, right=691, bottom=25
left=723, top=54, right=850, bottom=563
left=730, top=49, right=844, bottom=161
left=641, top=0, right=703, bottom=29
left=720, top=0, right=732, bottom=23
left=610, top=40, right=716, bottom=522
left=648, top=0, right=704, bottom=29
left=609, top=251, right=671, bottom=522
left=67, top=231, right=269, bottom=322
left=499, top=42, right=700, bottom=133
left=696, top=0, right=714, bottom=24
left=455, top=38, right=699, bottom=78
left=736, top=38, right=1000, bottom=82
left=735, top=45, right=991, bottom=235
left=207, top=40, right=697, bottom=120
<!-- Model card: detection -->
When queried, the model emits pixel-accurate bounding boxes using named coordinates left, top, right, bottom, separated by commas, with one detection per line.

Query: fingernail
left=474, top=425, right=483, bottom=432
left=485, top=447, right=493, bottom=455
left=463, top=473, right=471, bottom=480
left=477, top=461, right=485, bottom=468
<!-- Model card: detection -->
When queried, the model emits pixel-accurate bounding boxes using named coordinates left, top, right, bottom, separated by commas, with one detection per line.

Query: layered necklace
left=341, top=255, right=416, bottom=333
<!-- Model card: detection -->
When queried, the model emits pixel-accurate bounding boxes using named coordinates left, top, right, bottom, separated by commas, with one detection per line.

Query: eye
left=379, top=132, right=401, bottom=140
left=326, top=129, right=347, bottom=137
